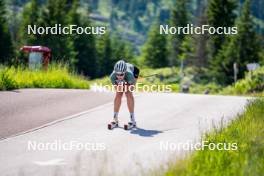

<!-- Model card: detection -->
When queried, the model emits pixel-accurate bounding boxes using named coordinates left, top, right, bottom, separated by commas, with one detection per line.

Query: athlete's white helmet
left=114, top=60, right=127, bottom=74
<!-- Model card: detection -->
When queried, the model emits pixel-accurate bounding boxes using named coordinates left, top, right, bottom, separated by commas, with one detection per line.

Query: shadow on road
left=130, top=127, right=163, bottom=137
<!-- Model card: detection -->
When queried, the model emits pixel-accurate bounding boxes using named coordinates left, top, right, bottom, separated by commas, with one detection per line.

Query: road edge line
left=0, top=101, right=113, bottom=141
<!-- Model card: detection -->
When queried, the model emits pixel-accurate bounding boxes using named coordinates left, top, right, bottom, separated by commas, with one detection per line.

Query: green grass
left=0, top=63, right=90, bottom=90
left=164, top=98, right=264, bottom=176
left=221, top=67, right=264, bottom=96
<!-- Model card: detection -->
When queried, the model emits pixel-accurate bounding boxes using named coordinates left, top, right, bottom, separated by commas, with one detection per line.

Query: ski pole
left=140, top=73, right=158, bottom=78
left=137, top=73, right=158, bottom=80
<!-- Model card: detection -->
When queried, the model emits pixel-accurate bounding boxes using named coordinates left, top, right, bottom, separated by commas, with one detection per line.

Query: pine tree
left=0, top=0, right=14, bottom=64
left=68, top=0, right=97, bottom=78
left=142, top=23, right=168, bottom=68
left=38, top=0, right=76, bottom=65
left=191, top=5, right=210, bottom=68
left=169, top=0, right=189, bottom=66
left=179, top=35, right=194, bottom=66
left=8, top=0, right=20, bottom=48
left=19, top=0, right=40, bottom=45
left=96, top=33, right=114, bottom=77
left=213, top=0, right=261, bottom=84
left=207, top=0, right=237, bottom=57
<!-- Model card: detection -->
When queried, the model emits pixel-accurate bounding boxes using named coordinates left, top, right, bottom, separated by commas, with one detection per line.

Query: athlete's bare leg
left=114, top=91, right=123, bottom=114
left=125, top=84, right=135, bottom=123
left=125, top=90, right=134, bottom=113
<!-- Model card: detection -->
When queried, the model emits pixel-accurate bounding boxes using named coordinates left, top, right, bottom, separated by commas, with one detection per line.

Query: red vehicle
left=20, top=46, right=51, bottom=70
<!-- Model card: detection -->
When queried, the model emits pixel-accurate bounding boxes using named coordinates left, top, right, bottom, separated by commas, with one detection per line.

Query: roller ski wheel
left=124, top=122, right=136, bottom=130
left=108, top=121, right=118, bottom=130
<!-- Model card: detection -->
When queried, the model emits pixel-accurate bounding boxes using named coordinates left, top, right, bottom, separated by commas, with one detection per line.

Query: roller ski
left=124, top=121, right=136, bottom=130
left=108, top=118, right=119, bottom=130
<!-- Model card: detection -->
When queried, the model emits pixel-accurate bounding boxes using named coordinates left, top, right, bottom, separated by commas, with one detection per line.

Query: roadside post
left=233, top=62, right=238, bottom=83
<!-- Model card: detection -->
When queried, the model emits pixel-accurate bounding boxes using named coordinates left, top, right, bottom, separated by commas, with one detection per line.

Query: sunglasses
left=116, top=73, right=125, bottom=76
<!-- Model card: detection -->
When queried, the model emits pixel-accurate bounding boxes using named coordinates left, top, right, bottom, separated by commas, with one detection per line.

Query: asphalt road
left=0, top=90, right=250, bottom=176
left=0, top=89, right=113, bottom=138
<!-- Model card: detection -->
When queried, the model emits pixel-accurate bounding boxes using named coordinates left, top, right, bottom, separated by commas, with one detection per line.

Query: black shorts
left=133, top=66, right=140, bottom=79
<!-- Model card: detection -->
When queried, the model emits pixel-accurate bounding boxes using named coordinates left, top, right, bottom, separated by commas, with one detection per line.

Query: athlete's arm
left=110, top=72, right=117, bottom=85
left=126, top=72, right=136, bottom=85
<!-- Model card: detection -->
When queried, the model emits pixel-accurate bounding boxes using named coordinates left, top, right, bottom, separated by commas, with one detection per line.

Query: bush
left=0, top=63, right=90, bottom=90
left=221, top=66, right=264, bottom=95
left=0, top=67, right=18, bottom=90
left=190, top=83, right=223, bottom=94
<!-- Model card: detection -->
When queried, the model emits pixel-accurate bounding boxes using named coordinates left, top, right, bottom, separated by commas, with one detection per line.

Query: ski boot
left=124, top=121, right=136, bottom=130
left=108, top=117, right=119, bottom=130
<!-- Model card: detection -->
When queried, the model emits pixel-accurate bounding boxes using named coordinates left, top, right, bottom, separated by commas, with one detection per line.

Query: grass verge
left=164, top=98, right=264, bottom=176
left=0, top=63, right=90, bottom=90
